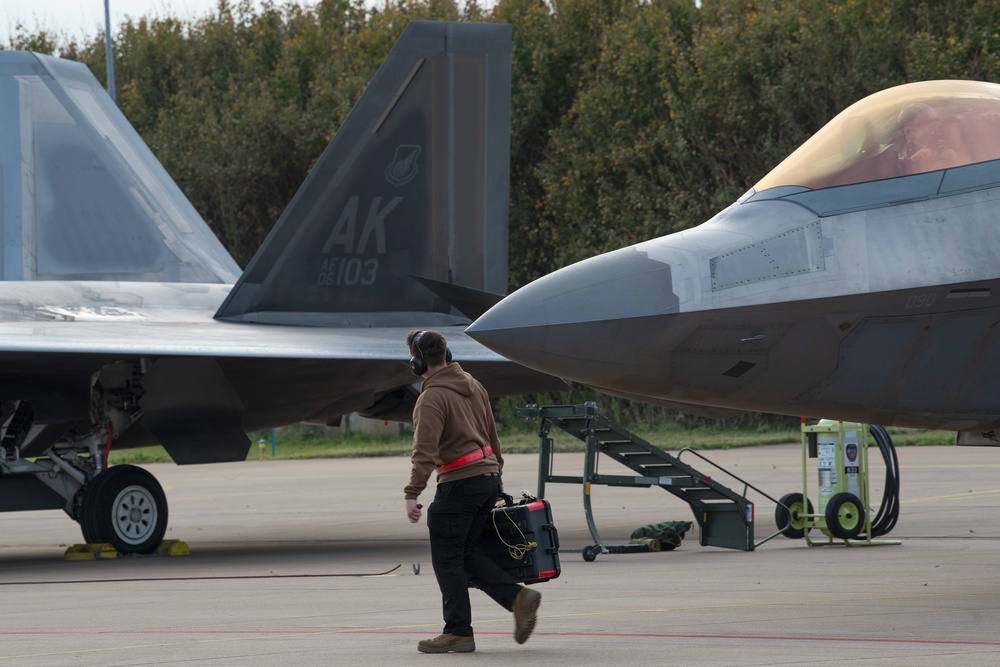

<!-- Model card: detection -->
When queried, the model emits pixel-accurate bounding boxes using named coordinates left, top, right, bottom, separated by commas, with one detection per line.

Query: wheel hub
left=113, top=485, right=158, bottom=545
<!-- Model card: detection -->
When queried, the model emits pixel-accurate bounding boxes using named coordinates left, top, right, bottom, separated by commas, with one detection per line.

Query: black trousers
left=427, top=473, right=523, bottom=636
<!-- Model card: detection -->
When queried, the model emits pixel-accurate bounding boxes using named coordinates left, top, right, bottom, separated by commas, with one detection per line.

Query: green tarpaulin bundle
left=629, top=521, right=693, bottom=551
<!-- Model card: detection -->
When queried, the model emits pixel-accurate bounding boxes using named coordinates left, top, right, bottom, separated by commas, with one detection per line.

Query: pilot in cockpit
left=897, top=103, right=961, bottom=175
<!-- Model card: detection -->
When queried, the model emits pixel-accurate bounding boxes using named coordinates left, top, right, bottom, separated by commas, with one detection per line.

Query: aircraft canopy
left=754, top=80, right=1000, bottom=193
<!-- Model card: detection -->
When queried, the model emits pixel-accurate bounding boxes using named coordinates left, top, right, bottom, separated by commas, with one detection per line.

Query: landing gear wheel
left=78, top=465, right=168, bottom=554
left=775, top=492, right=814, bottom=539
left=582, top=545, right=601, bottom=562
left=825, top=492, right=864, bottom=540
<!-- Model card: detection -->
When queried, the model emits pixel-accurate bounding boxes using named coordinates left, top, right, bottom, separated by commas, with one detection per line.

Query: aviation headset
left=409, top=330, right=452, bottom=376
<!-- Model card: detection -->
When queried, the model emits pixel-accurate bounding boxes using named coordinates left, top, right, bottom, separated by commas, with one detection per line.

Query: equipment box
left=483, top=496, right=560, bottom=584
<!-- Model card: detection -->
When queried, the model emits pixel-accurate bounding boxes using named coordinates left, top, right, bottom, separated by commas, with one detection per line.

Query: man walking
left=403, top=329, right=541, bottom=653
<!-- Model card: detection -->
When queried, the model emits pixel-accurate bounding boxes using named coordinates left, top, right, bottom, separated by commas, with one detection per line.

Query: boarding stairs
left=516, top=403, right=780, bottom=559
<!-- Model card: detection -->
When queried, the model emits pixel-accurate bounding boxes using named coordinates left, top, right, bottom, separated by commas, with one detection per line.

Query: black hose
left=863, top=424, right=900, bottom=537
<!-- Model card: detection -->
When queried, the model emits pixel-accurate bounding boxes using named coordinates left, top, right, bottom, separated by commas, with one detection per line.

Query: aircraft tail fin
left=0, top=51, right=241, bottom=283
left=214, top=21, right=513, bottom=326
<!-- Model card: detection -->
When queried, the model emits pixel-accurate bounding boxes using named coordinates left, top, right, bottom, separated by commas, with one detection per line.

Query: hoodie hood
left=423, top=362, right=475, bottom=398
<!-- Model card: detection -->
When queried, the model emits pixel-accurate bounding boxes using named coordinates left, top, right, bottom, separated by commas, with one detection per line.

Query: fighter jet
left=0, top=21, right=558, bottom=554
left=469, top=79, right=1000, bottom=444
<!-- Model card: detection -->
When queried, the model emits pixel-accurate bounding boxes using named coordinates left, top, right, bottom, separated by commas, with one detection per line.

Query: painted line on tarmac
left=4, top=624, right=998, bottom=660
left=0, top=623, right=449, bottom=660
left=326, top=627, right=1000, bottom=647
left=0, top=633, right=354, bottom=660
left=522, top=631, right=1000, bottom=646
left=5, top=588, right=1000, bottom=658
left=5, top=589, right=1000, bottom=660
left=905, top=488, right=1000, bottom=504
left=902, top=464, right=1000, bottom=470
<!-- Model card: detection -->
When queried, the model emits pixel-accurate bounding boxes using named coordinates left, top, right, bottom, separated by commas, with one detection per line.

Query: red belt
left=437, top=445, right=494, bottom=473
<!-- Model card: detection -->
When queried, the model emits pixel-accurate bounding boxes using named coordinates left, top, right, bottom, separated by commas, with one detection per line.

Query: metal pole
left=104, top=0, right=115, bottom=103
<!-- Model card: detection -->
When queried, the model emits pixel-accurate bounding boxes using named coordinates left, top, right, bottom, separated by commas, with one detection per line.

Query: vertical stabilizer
left=214, top=21, right=513, bottom=326
left=0, top=51, right=240, bottom=283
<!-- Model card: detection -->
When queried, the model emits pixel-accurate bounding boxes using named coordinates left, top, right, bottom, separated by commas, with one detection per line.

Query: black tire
left=775, top=492, right=814, bottom=539
left=78, top=465, right=168, bottom=554
left=582, top=545, right=600, bottom=562
left=825, top=492, right=865, bottom=540
left=78, top=468, right=114, bottom=545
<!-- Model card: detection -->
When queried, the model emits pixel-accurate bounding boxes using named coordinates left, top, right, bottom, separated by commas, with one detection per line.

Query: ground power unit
left=775, top=419, right=900, bottom=547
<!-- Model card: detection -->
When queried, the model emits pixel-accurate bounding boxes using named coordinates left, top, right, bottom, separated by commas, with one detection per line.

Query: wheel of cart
left=824, top=492, right=865, bottom=539
left=775, top=492, right=814, bottom=539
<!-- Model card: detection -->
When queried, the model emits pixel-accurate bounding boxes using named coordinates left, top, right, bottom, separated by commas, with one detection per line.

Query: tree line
left=7, top=0, right=1000, bottom=427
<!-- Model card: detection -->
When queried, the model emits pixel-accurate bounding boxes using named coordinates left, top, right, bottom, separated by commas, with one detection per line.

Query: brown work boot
left=512, top=587, right=542, bottom=644
left=417, top=633, right=476, bottom=653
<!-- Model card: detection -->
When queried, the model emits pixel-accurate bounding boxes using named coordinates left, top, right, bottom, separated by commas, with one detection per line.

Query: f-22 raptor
left=470, top=80, right=1000, bottom=445
left=0, top=21, right=558, bottom=554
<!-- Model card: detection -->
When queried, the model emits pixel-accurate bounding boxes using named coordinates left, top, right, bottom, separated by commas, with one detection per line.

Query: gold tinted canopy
left=754, top=80, right=1000, bottom=193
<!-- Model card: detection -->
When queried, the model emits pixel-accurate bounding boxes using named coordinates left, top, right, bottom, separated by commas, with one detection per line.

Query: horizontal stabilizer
left=215, top=21, right=513, bottom=326
left=412, top=275, right=504, bottom=320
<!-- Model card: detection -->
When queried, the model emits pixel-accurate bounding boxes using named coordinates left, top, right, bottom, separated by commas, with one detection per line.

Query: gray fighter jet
left=469, top=80, right=1000, bottom=444
left=0, top=21, right=557, bottom=553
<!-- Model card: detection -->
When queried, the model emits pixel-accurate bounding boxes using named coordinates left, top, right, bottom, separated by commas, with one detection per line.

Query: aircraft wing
left=0, top=313, right=561, bottom=458
left=0, top=316, right=480, bottom=359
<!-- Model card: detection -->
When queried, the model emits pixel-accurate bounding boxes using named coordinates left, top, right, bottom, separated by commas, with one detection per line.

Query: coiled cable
left=864, top=424, right=900, bottom=537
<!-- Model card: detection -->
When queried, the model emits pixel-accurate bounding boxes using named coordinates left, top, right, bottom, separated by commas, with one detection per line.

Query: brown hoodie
left=403, top=362, right=503, bottom=500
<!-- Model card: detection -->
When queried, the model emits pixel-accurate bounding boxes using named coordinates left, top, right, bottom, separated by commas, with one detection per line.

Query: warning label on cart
left=818, top=442, right=837, bottom=493
left=818, top=442, right=835, bottom=468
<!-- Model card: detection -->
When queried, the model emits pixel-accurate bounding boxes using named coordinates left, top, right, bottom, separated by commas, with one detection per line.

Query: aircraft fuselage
left=470, top=159, right=1000, bottom=433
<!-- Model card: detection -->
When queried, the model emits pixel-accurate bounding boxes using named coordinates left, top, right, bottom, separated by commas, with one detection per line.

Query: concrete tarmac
left=2, top=444, right=1000, bottom=665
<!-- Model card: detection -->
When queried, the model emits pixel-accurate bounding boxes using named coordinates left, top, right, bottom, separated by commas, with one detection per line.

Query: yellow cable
left=492, top=502, right=538, bottom=561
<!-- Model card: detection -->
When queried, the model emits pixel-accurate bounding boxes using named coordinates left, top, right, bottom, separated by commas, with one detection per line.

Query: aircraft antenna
left=104, top=0, right=116, bottom=103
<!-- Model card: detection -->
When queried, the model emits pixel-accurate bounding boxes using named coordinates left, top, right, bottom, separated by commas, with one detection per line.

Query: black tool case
left=482, top=495, right=560, bottom=584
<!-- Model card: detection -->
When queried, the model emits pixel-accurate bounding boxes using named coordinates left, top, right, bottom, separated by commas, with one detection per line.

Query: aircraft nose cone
left=467, top=247, right=679, bottom=381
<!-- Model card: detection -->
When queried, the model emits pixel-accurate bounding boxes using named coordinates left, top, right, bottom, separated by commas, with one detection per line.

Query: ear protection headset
left=409, top=331, right=452, bottom=376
